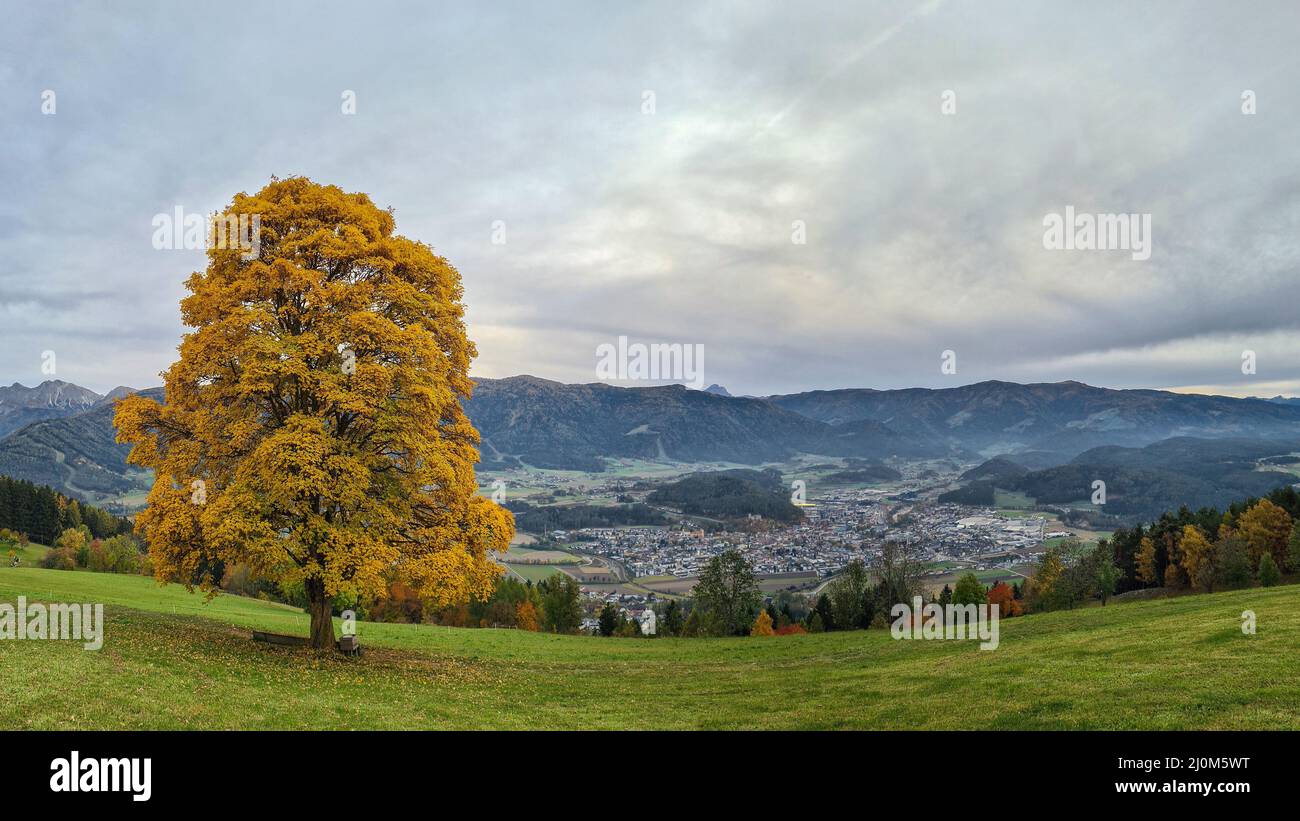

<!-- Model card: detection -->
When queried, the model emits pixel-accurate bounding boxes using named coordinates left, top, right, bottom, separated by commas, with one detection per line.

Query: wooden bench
left=251, top=630, right=361, bottom=654
left=250, top=630, right=310, bottom=647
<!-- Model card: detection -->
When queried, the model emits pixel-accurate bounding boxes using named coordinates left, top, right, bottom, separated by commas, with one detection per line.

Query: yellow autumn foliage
left=115, top=177, right=513, bottom=647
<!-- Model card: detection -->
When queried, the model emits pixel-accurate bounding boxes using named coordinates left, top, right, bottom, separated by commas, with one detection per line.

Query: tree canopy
left=116, top=177, right=513, bottom=648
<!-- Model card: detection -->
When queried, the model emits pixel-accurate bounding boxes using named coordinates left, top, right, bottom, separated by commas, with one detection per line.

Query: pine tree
left=662, top=599, right=684, bottom=636
left=682, top=607, right=701, bottom=637
left=598, top=602, right=621, bottom=636
left=1287, top=521, right=1300, bottom=573
left=1215, top=536, right=1253, bottom=590
left=1258, top=553, right=1281, bottom=587
left=814, top=593, right=835, bottom=631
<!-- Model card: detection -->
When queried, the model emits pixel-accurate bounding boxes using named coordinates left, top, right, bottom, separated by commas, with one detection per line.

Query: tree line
left=0, top=476, right=133, bottom=545
left=1106, top=485, right=1300, bottom=595
left=350, top=572, right=586, bottom=634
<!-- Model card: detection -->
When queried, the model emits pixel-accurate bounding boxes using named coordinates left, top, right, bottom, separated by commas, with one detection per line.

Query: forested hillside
left=0, top=475, right=132, bottom=544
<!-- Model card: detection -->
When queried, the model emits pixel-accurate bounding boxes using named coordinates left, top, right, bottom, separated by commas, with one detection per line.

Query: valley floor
left=1, top=568, right=1297, bottom=730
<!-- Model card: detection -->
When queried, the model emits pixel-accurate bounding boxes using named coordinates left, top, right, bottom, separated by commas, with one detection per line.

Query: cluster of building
left=579, top=590, right=658, bottom=635
left=885, top=504, right=1048, bottom=558
left=571, top=505, right=875, bottom=579
left=489, top=459, right=1064, bottom=597
left=550, top=491, right=1052, bottom=584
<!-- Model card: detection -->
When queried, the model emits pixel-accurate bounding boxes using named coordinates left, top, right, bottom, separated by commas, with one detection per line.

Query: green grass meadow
left=1, top=567, right=1298, bottom=730
left=3, top=541, right=49, bottom=568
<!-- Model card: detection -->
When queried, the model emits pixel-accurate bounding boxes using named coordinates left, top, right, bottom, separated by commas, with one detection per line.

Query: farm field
left=1, top=567, right=1298, bottom=730
left=923, top=565, right=1037, bottom=593
left=993, top=489, right=1037, bottom=509
left=501, top=546, right=580, bottom=565
left=503, top=563, right=564, bottom=583
left=634, top=571, right=821, bottom=597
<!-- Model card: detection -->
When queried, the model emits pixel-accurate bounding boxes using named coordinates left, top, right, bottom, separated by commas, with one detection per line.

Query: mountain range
left=465, top=376, right=917, bottom=471
left=767, top=380, right=1300, bottom=455
left=0, top=380, right=104, bottom=439
left=2, top=376, right=1300, bottom=506
left=0, top=385, right=161, bottom=501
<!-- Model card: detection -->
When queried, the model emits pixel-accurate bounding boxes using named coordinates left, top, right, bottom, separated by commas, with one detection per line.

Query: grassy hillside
left=5, top=541, right=48, bottom=567
left=0, top=567, right=1297, bottom=730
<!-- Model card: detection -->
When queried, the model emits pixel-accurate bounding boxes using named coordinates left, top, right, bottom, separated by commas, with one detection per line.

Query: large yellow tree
left=116, top=177, right=512, bottom=649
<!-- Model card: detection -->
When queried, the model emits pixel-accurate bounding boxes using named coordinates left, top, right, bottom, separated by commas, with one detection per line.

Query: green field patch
left=503, top=563, right=564, bottom=583
left=993, top=489, right=1036, bottom=509
left=2, top=542, right=50, bottom=568
left=499, top=546, right=580, bottom=564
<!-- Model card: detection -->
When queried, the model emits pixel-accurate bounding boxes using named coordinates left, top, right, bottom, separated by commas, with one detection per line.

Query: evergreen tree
left=0, top=476, right=130, bottom=545
left=598, top=602, right=622, bottom=636
left=938, top=584, right=953, bottom=606
left=681, top=607, right=702, bottom=637
left=1094, top=543, right=1121, bottom=605
left=1214, top=536, right=1252, bottom=590
left=538, top=574, right=583, bottom=633
left=779, top=602, right=796, bottom=628
left=1258, top=553, right=1281, bottom=587
left=1287, top=521, right=1300, bottom=573
left=661, top=599, right=684, bottom=636
left=814, top=593, right=835, bottom=632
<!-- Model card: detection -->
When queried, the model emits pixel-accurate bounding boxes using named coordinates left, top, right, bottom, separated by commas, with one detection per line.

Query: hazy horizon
left=5, top=372, right=1297, bottom=402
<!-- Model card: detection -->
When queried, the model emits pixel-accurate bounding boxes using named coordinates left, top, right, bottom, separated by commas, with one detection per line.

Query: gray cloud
left=2, top=0, right=1298, bottom=397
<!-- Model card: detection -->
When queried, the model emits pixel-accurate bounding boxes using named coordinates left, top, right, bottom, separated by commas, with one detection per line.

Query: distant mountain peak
left=0, top=379, right=104, bottom=440
left=704, top=384, right=732, bottom=397
left=93, top=386, right=140, bottom=407
left=0, top=379, right=102, bottom=407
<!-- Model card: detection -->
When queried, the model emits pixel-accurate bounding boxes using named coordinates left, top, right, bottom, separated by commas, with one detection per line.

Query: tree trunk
left=306, top=577, right=336, bottom=650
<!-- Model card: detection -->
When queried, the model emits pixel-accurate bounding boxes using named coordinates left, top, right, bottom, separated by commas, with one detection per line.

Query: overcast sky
left=3, top=0, right=1299, bottom=398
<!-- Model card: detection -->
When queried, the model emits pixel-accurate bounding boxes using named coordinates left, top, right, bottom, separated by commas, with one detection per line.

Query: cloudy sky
left=3, top=0, right=1299, bottom=398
